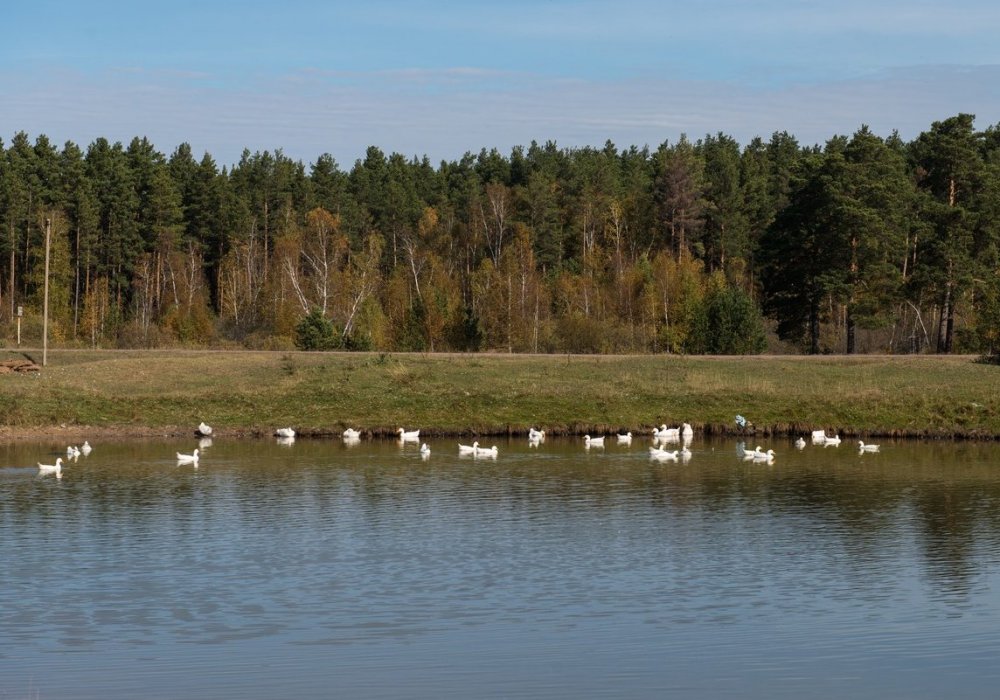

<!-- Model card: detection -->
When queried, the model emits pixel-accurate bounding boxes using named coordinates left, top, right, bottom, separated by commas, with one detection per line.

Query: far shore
left=2, top=349, right=999, bottom=441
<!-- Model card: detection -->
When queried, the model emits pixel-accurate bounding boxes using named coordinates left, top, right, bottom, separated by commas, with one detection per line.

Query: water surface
left=2, top=435, right=1000, bottom=699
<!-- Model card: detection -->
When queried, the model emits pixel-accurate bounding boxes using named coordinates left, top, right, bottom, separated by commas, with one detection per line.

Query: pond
left=2, top=434, right=1000, bottom=699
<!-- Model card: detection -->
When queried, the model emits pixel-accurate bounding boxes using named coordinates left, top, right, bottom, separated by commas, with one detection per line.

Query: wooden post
left=43, top=218, right=51, bottom=367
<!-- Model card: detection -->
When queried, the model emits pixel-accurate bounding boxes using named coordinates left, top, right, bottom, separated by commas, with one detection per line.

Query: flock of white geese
left=36, top=421, right=882, bottom=478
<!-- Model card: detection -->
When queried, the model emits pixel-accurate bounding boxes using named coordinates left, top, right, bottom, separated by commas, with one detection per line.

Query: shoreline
left=4, top=350, right=1000, bottom=443
left=5, top=422, right=999, bottom=442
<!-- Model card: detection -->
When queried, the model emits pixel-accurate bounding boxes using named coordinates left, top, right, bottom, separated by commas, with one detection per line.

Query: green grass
left=3, top=349, right=1000, bottom=438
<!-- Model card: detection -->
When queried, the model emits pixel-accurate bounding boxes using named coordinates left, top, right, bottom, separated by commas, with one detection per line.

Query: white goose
left=398, top=428, right=420, bottom=441
left=458, top=441, right=479, bottom=455
left=275, top=427, right=296, bottom=438
left=66, top=445, right=81, bottom=458
left=682, top=422, right=694, bottom=439
left=80, top=440, right=92, bottom=455
left=742, top=445, right=761, bottom=461
left=649, top=445, right=679, bottom=461
left=528, top=428, right=545, bottom=441
left=474, top=444, right=499, bottom=458
left=420, top=443, right=431, bottom=456
left=653, top=424, right=680, bottom=441
left=824, top=434, right=842, bottom=446
left=795, top=437, right=806, bottom=449
left=616, top=432, right=633, bottom=444
left=680, top=445, right=693, bottom=462
left=811, top=429, right=828, bottom=443
left=342, top=428, right=361, bottom=439
left=583, top=435, right=605, bottom=448
left=38, top=457, right=63, bottom=477
left=197, top=422, right=213, bottom=437
left=858, top=441, right=880, bottom=452
left=176, top=448, right=200, bottom=465
left=753, top=448, right=776, bottom=463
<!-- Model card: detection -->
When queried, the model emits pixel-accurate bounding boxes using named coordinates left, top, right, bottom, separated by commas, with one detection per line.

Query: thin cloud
left=3, top=64, right=998, bottom=167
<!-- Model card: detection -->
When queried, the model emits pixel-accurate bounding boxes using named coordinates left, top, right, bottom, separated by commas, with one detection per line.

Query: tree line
left=2, top=113, right=998, bottom=354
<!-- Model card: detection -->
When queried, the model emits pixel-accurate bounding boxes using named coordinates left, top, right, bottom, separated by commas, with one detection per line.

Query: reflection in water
left=2, top=437, right=1000, bottom=698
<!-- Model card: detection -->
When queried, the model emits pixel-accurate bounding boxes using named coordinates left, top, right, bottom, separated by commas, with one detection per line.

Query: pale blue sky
left=2, top=0, right=999, bottom=167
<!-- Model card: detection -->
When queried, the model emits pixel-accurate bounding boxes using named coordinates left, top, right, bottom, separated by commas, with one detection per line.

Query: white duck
left=653, top=424, right=680, bottom=441
left=753, top=448, right=776, bottom=463
left=176, top=448, right=200, bottom=465
left=458, top=441, right=479, bottom=455
left=275, top=427, right=295, bottom=438
left=616, top=432, right=633, bottom=444
left=474, top=444, right=499, bottom=458
left=66, top=445, right=81, bottom=458
left=38, top=457, right=63, bottom=477
left=398, top=428, right=420, bottom=441
left=858, top=441, right=880, bottom=452
left=583, top=435, right=605, bottom=448
left=80, top=440, right=92, bottom=455
left=649, top=445, right=679, bottom=461
left=342, top=428, right=361, bottom=439
left=197, top=422, right=213, bottom=437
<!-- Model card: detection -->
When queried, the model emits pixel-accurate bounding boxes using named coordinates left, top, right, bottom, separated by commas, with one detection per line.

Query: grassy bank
left=2, top=349, right=999, bottom=439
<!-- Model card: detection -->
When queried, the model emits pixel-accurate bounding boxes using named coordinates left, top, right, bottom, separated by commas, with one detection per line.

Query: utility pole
left=43, top=217, right=51, bottom=367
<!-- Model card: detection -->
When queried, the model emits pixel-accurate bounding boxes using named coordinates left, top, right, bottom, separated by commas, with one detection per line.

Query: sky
left=2, top=0, right=999, bottom=169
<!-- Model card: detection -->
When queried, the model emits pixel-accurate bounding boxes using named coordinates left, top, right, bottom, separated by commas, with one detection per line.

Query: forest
left=1, top=113, right=998, bottom=355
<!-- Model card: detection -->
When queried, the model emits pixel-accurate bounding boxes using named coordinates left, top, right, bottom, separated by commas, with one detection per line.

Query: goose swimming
left=858, top=441, right=880, bottom=452
left=398, top=428, right=420, bottom=441
left=616, top=432, right=633, bottom=444
left=275, top=427, right=295, bottom=438
left=653, top=425, right=680, bottom=441
left=38, top=457, right=63, bottom=477
left=176, top=448, right=200, bottom=465
left=81, top=440, right=92, bottom=455
left=649, top=445, right=679, bottom=461
left=474, top=444, right=499, bottom=458
left=753, top=448, right=776, bottom=463
left=458, top=441, right=479, bottom=455
left=197, top=422, right=213, bottom=437
left=342, top=428, right=361, bottom=439
left=583, top=435, right=605, bottom=448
